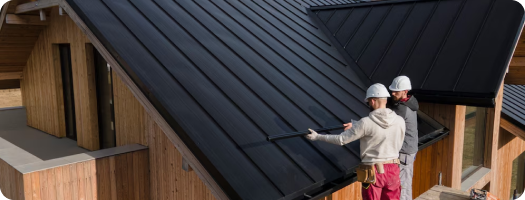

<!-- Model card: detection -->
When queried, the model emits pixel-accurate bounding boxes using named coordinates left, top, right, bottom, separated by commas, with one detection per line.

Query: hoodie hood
left=369, top=108, right=400, bottom=129
left=402, top=96, right=419, bottom=111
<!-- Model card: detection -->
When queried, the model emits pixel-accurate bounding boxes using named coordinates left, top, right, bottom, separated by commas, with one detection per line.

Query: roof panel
left=312, top=0, right=525, bottom=106
left=371, top=1, right=437, bottom=84
left=455, top=0, right=524, bottom=94
left=503, top=85, right=525, bottom=128
left=422, top=0, right=493, bottom=91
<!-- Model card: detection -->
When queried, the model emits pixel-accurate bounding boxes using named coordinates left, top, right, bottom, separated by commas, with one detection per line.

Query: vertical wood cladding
left=21, top=7, right=99, bottom=150
left=112, top=71, right=146, bottom=146
left=320, top=182, right=363, bottom=200
left=0, top=158, right=24, bottom=200
left=497, top=128, right=525, bottom=199
left=412, top=103, right=464, bottom=198
left=0, top=149, right=149, bottom=200
left=95, top=150, right=150, bottom=200
left=112, top=74, right=215, bottom=200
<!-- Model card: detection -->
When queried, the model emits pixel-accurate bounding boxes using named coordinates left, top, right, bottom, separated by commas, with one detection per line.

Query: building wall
left=0, top=158, right=24, bottom=200
left=112, top=74, right=215, bottom=200
left=497, top=128, right=525, bottom=199
left=112, top=71, right=147, bottom=147
left=21, top=7, right=99, bottom=150
left=412, top=103, right=465, bottom=198
left=321, top=182, right=362, bottom=200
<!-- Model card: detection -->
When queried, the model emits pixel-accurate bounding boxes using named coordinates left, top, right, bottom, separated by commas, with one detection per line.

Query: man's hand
left=343, top=123, right=353, bottom=131
left=305, top=128, right=318, bottom=141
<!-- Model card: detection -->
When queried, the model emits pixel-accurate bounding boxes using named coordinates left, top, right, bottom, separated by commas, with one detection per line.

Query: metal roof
left=311, top=0, right=525, bottom=107
left=503, top=84, right=525, bottom=129
left=65, top=0, right=454, bottom=199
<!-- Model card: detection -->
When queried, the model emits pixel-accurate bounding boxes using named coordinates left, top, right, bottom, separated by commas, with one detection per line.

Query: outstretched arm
left=305, top=120, right=365, bottom=146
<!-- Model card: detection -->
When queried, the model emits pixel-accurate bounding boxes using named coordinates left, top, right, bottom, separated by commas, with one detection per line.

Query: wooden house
left=0, top=0, right=523, bottom=199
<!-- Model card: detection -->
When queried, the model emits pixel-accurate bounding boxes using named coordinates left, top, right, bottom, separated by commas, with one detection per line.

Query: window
left=58, top=44, right=77, bottom=141
left=510, top=152, right=525, bottom=200
left=462, top=106, right=487, bottom=178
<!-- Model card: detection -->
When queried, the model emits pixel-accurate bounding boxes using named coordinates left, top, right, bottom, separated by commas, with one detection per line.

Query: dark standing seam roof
left=503, top=84, right=525, bottom=130
left=311, top=0, right=525, bottom=107
left=66, top=0, right=446, bottom=199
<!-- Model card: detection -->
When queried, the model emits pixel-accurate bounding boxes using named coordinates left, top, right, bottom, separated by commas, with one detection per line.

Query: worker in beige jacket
left=306, top=83, right=405, bottom=200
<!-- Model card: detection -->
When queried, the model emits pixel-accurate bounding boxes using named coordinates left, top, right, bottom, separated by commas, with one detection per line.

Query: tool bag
left=356, top=164, right=376, bottom=184
left=470, top=189, right=499, bottom=200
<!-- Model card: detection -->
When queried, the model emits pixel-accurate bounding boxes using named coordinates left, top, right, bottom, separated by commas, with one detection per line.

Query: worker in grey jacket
left=388, top=76, right=419, bottom=200
left=306, top=83, right=405, bottom=199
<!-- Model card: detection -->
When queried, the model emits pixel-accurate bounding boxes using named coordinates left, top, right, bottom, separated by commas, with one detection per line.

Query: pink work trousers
left=362, top=163, right=401, bottom=200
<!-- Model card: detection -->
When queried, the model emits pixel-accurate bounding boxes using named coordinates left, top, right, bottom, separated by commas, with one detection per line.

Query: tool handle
left=267, top=125, right=345, bottom=142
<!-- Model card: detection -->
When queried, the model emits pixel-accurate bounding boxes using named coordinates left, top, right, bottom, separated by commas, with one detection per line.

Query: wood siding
left=0, top=149, right=149, bottom=200
left=112, top=71, right=147, bottom=147
left=23, top=160, right=98, bottom=200
left=95, top=149, right=150, bottom=200
left=21, top=7, right=99, bottom=150
left=112, top=74, right=215, bottom=200
left=320, top=182, right=362, bottom=200
left=497, top=128, right=525, bottom=199
left=0, top=158, right=24, bottom=200
left=411, top=103, right=465, bottom=198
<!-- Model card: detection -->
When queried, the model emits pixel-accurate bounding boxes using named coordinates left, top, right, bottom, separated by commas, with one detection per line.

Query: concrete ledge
left=0, top=106, right=24, bottom=111
left=461, top=167, right=491, bottom=191
left=16, top=144, right=148, bottom=174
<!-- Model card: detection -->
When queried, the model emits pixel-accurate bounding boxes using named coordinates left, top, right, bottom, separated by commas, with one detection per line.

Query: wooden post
left=487, top=84, right=504, bottom=195
left=448, top=105, right=466, bottom=190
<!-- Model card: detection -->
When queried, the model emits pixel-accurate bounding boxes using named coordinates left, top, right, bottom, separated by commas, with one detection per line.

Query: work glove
left=305, top=128, right=319, bottom=141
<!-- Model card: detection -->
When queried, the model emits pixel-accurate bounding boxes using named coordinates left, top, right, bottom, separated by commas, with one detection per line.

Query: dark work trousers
left=399, top=153, right=416, bottom=200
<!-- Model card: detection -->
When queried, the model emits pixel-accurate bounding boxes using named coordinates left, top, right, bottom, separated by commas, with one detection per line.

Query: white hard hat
left=365, top=83, right=391, bottom=101
left=389, top=76, right=412, bottom=91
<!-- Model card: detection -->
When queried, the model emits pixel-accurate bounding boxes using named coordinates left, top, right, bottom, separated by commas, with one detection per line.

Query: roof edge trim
left=494, top=10, right=525, bottom=100
left=60, top=1, right=231, bottom=199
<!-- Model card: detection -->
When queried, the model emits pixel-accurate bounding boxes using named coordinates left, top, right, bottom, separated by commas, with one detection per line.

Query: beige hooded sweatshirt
left=316, top=108, right=405, bottom=164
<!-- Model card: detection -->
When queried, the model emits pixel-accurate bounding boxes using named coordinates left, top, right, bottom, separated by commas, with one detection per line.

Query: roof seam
left=420, top=0, right=468, bottom=88
left=228, top=1, right=367, bottom=117
left=356, top=4, right=394, bottom=62
left=396, top=0, right=441, bottom=76
left=100, top=0, right=286, bottom=196
left=260, top=0, right=347, bottom=65
left=150, top=0, right=321, bottom=185
left=370, top=2, right=416, bottom=78
left=212, top=0, right=360, bottom=170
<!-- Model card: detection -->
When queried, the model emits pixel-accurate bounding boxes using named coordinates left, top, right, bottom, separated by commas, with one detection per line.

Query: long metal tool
left=267, top=125, right=345, bottom=142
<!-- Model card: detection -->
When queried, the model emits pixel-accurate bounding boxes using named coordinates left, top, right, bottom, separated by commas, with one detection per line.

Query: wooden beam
left=0, top=72, right=22, bottom=80
left=60, top=1, right=229, bottom=200
left=15, top=0, right=59, bottom=14
left=487, top=84, right=504, bottom=196
left=501, top=118, right=525, bottom=141
left=5, top=14, right=48, bottom=25
left=449, top=105, right=466, bottom=190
